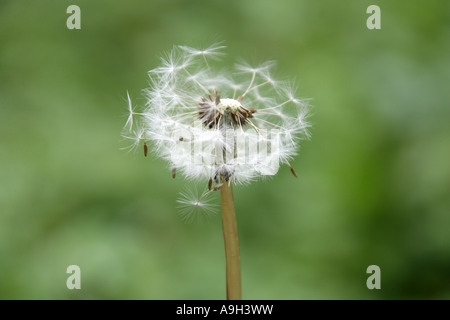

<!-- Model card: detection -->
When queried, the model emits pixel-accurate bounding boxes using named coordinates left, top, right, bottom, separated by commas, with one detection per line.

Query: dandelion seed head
left=122, top=42, right=311, bottom=185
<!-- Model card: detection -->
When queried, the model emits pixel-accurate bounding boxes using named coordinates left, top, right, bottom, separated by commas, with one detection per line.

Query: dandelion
left=122, top=42, right=311, bottom=299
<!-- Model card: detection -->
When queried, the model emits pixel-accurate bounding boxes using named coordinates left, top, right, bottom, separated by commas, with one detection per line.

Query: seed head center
left=217, top=98, right=242, bottom=113
left=198, top=92, right=257, bottom=128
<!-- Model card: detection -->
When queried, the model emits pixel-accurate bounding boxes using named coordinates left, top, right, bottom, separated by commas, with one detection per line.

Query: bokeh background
left=0, top=0, right=449, bottom=299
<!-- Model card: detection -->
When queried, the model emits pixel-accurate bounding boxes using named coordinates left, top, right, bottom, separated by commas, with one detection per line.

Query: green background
left=0, top=0, right=449, bottom=299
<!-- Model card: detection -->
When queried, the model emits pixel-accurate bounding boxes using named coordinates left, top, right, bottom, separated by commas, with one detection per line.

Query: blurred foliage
left=0, top=0, right=449, bottom=299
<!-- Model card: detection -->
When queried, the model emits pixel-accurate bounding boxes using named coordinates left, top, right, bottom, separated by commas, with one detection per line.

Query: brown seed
left=238, top=108, right=248, bottom=117
left=172, top=167, right=177, bottom=179
left=213, top=183, right=224, bottom=191
left=215, top=90, right=220, bottom=105
left=248, top=108, right=257, bottom=114
left=143, top=142, right=148, bottom=157
left=289, top=165, right=298, bottom=178
left=208, top=178, right=213, bottom=190
left=237, top=95, right=244, bottom=102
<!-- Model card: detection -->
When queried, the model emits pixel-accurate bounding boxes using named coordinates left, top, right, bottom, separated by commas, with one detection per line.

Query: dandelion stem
left=220, top=181, right=242, bottom=300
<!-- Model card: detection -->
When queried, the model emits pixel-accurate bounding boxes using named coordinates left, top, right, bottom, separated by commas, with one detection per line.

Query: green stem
left=220, top=181, right=242, bottom=300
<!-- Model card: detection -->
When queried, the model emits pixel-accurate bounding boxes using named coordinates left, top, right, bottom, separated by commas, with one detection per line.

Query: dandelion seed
left=177, top=187, right=217, bottom=223
left=143, top=141, right=148, bottom=157
left=172, top=167, right=177, bottom=179
left=208, top=178, right=213, bottom=190
left=289, top=165, right=298, bottom=178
